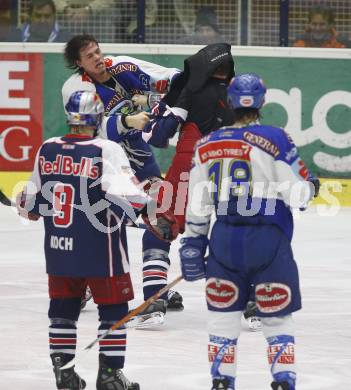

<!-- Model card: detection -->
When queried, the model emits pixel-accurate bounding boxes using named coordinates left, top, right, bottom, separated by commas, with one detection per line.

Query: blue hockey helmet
left=65, top=91, right=104, bottom=128
left=227, top=73, right=266, bottom=109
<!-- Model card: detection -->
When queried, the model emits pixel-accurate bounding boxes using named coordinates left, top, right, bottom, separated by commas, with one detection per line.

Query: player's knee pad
left=142, top=248, right=170, bottom=266
left=48, top=298, right=81, bottom=322
left=208, top=311, right=242, bottom=340
left=98, top=303, right=128, bottom=322
left=49, top=317, right=77, bottom=327
left=261, top=315, right=294, bottom=339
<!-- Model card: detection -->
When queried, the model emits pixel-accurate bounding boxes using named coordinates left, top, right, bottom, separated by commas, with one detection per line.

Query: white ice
left=0, top=205, right=350, bottom=390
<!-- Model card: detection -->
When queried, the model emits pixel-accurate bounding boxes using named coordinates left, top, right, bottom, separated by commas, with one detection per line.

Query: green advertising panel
left=44, top=53, right=351, bottom=178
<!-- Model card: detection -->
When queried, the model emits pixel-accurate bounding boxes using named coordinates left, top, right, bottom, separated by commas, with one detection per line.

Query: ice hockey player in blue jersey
left=16, top=90, right=178, bottom=390
left=62, top=34, right=183, bottom=314
left=179, top=73, right=320, bottom=390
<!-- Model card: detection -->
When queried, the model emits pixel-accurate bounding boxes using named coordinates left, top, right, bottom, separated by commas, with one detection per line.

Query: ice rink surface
left=0, top=205, right=350, bottom=390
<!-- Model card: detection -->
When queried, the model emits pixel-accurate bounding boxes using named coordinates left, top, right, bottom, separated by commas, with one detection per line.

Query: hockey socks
left=49, top=319, right=77, bottom=362
left=142, top=247, right=170, bottom=299
left=48, top=298, right=81, bottom=363
left=267, top=335, right=296, bottom=390
left=207, top=311, right=242, bottom=390
left=98, top=322, right=126, bottom=369
left=261, top=315, right=296, bottom=389
left=98, top=303, right=128, bottom=369
left=48, top=298, right=83, bottom=388
left=209, top=335, right=237, bottom=390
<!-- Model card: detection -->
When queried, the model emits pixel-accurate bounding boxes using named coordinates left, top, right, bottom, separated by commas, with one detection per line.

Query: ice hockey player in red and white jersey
left=16, top=90, right=178, bottom=390
left=179, top=73, right=319, bottom=390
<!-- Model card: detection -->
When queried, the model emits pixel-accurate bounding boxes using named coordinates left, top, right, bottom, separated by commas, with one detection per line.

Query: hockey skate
left=138, top=299, right=167, bottom=315
left=243, top=301, right=261, bottom=331
left=271, top=381, right=292, bottom=390
left=128, top=299, right=166, bottom=329
left=80, top=286, right=92, bottom=310
left=166, top=289, right=184, bottom=311
left=247, top=315, right=262, bottom=331
left=212, top=377, right=230, bottom=390
left=97, top=353, right=140, bottom=390
left=51, top=353, right=86, bottom=389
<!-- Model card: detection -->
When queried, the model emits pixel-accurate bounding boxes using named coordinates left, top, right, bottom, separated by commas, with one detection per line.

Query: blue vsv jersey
left=62, top=56, right=180, bottom=180
left=24, top=134, right=149, bottom=278
left=185, top=123, right=314, bottom=241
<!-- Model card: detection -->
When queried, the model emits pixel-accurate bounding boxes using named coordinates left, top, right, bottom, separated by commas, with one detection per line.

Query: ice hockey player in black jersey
left=16, top=90, right=178, bottom=390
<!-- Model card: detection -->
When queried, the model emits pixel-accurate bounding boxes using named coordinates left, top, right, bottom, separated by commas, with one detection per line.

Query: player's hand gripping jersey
left=62, top=56, right=180, bottom=179
left=186, top=125, right=315, bottom=241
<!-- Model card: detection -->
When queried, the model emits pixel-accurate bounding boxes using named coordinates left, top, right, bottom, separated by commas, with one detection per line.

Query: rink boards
left=0, top=44, right=350, bottom=206
left=1, top=172, right=350, bottom=207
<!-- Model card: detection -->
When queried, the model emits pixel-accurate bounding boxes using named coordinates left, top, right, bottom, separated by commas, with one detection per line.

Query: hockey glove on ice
left=179, top=236, right=208, bottom=281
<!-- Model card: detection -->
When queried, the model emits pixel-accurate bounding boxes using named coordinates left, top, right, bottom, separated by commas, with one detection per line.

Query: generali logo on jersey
left=0, top=54, right=43, bottom=171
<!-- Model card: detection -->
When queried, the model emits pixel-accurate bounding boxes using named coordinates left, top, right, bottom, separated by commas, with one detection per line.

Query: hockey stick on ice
left=0, top=189, right=147, bottom=230
left=60, top=275, right=183, bottom=370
